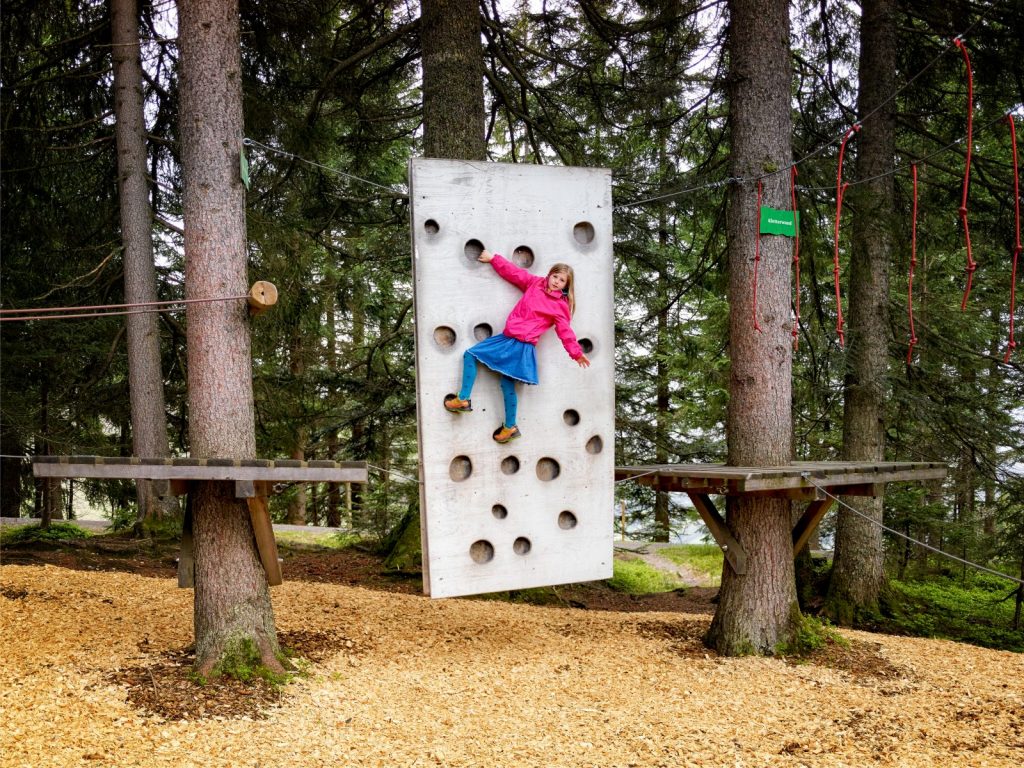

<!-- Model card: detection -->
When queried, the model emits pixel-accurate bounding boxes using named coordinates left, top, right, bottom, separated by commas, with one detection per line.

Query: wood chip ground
left=1, top=564, right=1022, bottom=767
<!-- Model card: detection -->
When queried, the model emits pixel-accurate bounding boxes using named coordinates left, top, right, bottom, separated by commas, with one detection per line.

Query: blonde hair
left=548, top=263, right=576, bottom=316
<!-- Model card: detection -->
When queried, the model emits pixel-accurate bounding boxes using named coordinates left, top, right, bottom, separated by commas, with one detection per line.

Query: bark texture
left=705, top=0, right=799, bottom=655
left=177, top=0, right=281, bottom=674
left=421, top=0, right=486, bottom=161
left=827, top=0, right=896, bottom=624
left=112, top=0, right=172, bottom=524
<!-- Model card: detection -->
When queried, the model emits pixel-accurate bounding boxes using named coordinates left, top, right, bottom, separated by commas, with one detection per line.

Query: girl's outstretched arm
left=482, top=251, right=536, bottom=292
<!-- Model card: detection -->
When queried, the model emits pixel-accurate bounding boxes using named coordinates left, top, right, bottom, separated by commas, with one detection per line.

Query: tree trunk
left=705, top=0, right=798, bottom=656
left=286, top=329, right=307, bottom=525
left=826, top=0, right=896, bottom=624
left=112, top=0, right=173, bottom=528
left=177, top=0, right=282, bottom=676
left=421, top=0, right=486, bottom=161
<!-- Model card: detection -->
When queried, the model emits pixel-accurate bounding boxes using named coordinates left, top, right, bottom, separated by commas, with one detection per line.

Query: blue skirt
left=468, top=333, right=538, bottom=385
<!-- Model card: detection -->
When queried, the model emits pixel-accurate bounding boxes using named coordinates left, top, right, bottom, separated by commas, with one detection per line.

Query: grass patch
left=274, top=530, right=360, bottom=551
left=0, top=521, right=92, bottom=547
left=658, top=544, right=724, bottom=585
left=607, top=557, right=684, bottom=594
left=879, top=573, right=1023, bottom=652
left=775, top=615, right=849, bottom=658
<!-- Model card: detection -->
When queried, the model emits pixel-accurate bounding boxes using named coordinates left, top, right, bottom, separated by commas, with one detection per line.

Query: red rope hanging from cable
left=833, top=124, right=859, bottom=348
left=954, top=37, right=976, bottom=310
left=907, top=163, right=919, bottom=364
left=752, top=179, right=763, bottom=333
left=1005, top=114, right=1022, bottom=363
left=790, top=166, right=801, bottom=350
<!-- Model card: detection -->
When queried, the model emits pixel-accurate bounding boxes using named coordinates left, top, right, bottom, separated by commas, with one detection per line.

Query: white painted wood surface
left=410, top=159, right=615, bottom=598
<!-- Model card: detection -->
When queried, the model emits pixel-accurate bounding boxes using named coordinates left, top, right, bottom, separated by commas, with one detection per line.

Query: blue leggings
left=458, top=351, right=518, bottom=427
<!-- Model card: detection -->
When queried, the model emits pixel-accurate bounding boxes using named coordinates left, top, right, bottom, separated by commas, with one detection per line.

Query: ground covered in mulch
left=2, top=537, right=1023, bottom=767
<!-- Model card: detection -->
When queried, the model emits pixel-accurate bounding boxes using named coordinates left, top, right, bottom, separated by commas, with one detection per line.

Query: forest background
left=1, top=0, right=1023, bottom=641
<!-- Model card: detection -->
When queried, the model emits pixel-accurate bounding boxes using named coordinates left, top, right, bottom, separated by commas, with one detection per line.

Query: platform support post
left=791, top=498, right=836, bottom=555
left=687, top=492, right=747, bottom=575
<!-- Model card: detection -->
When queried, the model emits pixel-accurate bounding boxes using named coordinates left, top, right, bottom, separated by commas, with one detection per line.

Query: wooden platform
left=32, top=455, right=369, bottom=589
left=615, top=461, right=947, bottom=576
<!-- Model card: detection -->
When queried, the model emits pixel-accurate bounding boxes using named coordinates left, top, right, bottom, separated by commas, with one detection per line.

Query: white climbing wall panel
left=409, top=158, right=615, bottom=599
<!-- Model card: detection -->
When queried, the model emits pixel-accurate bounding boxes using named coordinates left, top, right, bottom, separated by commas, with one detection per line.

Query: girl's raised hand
left=576, top=354, right=591, bottom=368
left=478, top=249, right=494, bottom=263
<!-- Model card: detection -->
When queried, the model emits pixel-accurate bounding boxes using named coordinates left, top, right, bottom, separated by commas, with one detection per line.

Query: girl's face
left=547, top=270, right=568, bottom=293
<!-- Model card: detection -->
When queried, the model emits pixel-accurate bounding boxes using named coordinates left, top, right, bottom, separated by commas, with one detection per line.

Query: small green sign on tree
left=759, top=206, right=799, bottom=237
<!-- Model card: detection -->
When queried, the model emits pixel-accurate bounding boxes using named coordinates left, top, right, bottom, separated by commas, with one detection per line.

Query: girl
left=444, top=249, right=591, bottom=443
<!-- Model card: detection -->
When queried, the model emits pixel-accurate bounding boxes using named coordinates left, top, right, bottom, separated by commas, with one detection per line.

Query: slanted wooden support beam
left=246, top=493, right=282, bottom=586
left=686, top=492, right=747, bottom=575
left=792, top=498, right=836, bottom=555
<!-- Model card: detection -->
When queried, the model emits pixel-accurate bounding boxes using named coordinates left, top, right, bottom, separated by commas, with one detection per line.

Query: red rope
left=1005, top=114, right=1022, bottom=363
left=790, top=166, right=801, bottom=350
left=954, top=37, right=977, bottom=310
left=834, top=124, right=860, bottom=348
left=907, top=163, right=919, bottom=364
left=752, top=179, right=763, bottom=333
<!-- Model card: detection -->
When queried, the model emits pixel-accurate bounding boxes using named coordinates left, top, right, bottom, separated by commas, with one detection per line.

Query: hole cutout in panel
left=578, top=338, right=594, bottom=355
left=434, top=326, right=456, bottom=349
left=473, top=323, right=493, bottom=341
left=464, top=239, right=485, bottom=263
left=511, top=245, right=535, bottom=269
left=563, top=409, right=580, bottom=426
left=424, top=219, right=440, bottom=235
left=558, top=511, right=578, bottom=530
left=492, top=504, right=508, bottom=520
left=449, top=455, right=472, bottom=482
left=573, top=221, right=595, bottom=245
left=536, top=457, right=560, bottom=481
left=470, top=539, right=494, bottom=564
left=513, top=537, right=531, bottom=555
left=500, top=456, right=520, bottom=475
left=586, top=435, right=603, bottom=454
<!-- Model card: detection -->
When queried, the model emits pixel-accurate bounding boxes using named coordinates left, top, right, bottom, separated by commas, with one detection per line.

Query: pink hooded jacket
left=490, top=254, right=584, bottom=360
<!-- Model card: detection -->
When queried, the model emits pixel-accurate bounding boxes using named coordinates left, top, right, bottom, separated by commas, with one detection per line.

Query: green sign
left=759, top=207, right=799, bottom=237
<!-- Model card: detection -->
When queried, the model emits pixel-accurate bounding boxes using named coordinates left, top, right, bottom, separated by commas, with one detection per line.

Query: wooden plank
left=792, top=498, right=835, bottom=555
left=687, top=492, right=747, bottom=575
left=168, top=479, right=191, bottom=496
left=247, top=495, right=283, bottom=586
left=33, top=460, right=368, bottom=484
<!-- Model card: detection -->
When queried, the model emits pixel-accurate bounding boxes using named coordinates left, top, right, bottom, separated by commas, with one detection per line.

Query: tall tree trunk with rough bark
left=112, top=0, right=172, bottom=527
left=705, top=0, right=799, bottom=656
left=826, top=0, right=896, bottom=624
left=178, top=0, right=282, bottom=676
left=421, top=0, right=485, bottom=161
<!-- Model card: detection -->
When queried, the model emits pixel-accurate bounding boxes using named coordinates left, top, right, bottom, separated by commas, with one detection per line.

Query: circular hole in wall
left=470, top=539, right=494, bottom=564
left=536, top=457, right=561, bottom=481
left=492, top=504, right=508, bottom=520
left=424, top=219, right=440, bottom=235
left=558, top=511, right=578, bottom=530
left=501, top=456, right=520, bottom=475
left=434, top=326, right=456, bottom=349
left=563, top=409, right=580, bottom=426
left=573, top=221, right=595, bottom=245
left=586, top=435, right=603, bottom=454
left=513, top=537, right=532, bottom=555
left=473, top=323, right=493, bottom=341
left=511, top=245, right=535, bottom=269
left=449, top=455, right=472, bottom=482
left=578, top=338, right=594, bottom=355
left=464, top=239, right=485, bottom=263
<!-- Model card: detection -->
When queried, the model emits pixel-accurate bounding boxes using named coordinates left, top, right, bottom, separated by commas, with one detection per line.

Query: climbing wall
left=409, top=158, right=615, bottom=599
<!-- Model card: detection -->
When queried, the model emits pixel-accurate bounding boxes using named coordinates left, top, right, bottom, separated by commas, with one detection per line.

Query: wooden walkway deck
left=32, top=455, right=369, bottom=589
left=615, top=461, right=947, bottom=575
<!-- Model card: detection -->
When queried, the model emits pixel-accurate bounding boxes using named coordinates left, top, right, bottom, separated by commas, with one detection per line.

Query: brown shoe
left=444, top=395, right=472, bottom=413
left=492, top=424, right=521, bottom=443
